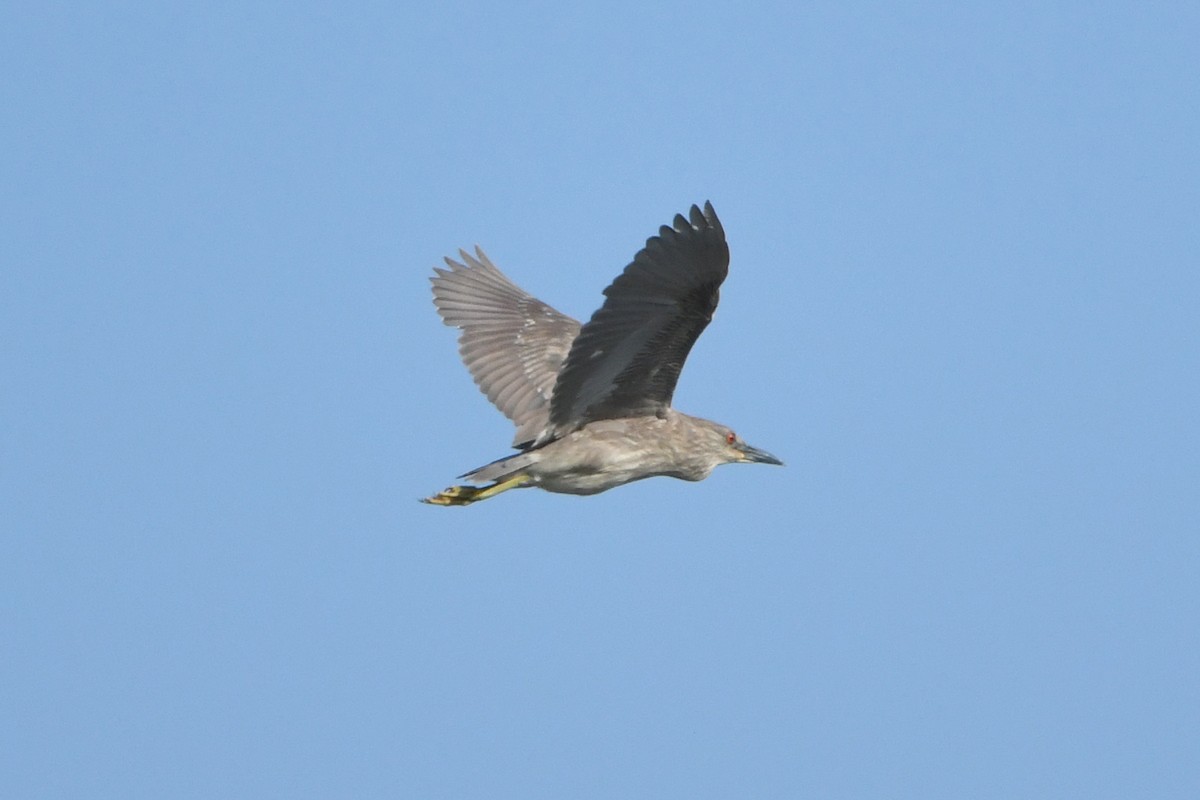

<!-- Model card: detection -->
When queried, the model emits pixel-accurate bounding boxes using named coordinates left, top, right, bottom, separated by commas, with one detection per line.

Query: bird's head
left=700, top=420, right=783, bottom=469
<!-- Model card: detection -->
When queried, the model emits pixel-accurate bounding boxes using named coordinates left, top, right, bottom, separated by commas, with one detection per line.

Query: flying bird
left=423, top=201, right=781, bottom=506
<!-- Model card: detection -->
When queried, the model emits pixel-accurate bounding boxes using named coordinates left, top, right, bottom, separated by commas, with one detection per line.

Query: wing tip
left=668, top=200, right=723, bottom=240
left=694, top=200, right=722, bottom=238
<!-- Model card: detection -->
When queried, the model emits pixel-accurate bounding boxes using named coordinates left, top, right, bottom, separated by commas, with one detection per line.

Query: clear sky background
left=4, top=2, right=1198, bottom=797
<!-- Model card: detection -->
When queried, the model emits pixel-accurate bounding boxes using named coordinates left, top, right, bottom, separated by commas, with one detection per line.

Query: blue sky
left=4, top=2, right=1198, bottom=797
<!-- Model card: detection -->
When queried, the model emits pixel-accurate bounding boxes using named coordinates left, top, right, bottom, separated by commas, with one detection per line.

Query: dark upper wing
left=431, top=247, right=581, bottom=448
left=546, top=202, right=729, bottom=439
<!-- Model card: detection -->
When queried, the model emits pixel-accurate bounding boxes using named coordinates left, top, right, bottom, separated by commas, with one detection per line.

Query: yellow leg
left=421, top=473, right=531, bottom=506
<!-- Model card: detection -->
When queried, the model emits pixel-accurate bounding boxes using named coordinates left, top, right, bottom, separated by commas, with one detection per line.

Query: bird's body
left=423, top=202, right=781, bottom=506
left=462, top=411, right=734, bottom=495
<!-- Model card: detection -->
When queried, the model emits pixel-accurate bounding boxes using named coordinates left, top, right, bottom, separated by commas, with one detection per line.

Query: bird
left=422, top=201, right=782, bottom=506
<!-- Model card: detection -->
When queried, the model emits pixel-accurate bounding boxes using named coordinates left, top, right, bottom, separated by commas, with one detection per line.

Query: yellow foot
left=422, top=484, right=485, bottom=506
left=421, top=473, right=530, bottom=507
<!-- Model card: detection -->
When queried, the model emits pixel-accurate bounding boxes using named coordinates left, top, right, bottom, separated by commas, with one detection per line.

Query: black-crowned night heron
left=423, top=201, right=782, bottom=506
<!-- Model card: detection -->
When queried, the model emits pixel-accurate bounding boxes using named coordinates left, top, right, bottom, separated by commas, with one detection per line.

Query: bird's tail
left=459, top=451, right=537, bottom=483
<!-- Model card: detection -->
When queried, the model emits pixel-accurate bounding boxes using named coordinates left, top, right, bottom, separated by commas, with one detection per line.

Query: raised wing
left=431, top=247, right=580, bottom=448
left=546, top=202, right=729, bottom=439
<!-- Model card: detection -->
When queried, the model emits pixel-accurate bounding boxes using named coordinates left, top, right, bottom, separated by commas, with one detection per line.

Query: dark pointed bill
left=739, top=442, right=783, bottom=466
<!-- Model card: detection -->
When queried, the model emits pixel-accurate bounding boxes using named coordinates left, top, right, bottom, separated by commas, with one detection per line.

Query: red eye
left=726, top=432, right=736, bottom=445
